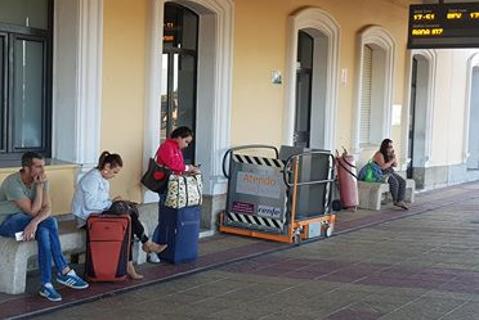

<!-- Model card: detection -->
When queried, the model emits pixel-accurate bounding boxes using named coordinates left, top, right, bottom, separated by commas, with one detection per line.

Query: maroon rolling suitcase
left=85, top=214, right=131, bottom=282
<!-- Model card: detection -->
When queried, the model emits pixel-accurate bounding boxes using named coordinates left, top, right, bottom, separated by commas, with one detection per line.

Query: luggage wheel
left=324, top=224, right=334, bottom=238
left=293, top=227, right=303, bottom=245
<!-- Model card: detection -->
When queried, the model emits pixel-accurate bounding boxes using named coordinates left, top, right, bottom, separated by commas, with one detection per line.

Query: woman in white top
left=72, top=151, right=167, bottom=279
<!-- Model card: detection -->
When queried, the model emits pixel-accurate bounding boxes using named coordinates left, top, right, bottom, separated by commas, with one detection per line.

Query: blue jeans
left=152, top=195, right=166, bottom=245
left=0, top=213, right=68, bottom=285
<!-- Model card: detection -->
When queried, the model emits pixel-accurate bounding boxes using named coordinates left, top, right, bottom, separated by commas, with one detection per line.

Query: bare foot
left=127, top=262, right=144, bottom=280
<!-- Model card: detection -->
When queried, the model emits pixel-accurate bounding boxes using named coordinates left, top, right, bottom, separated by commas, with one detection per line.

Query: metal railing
left=222, top=144, right=279, bottom=179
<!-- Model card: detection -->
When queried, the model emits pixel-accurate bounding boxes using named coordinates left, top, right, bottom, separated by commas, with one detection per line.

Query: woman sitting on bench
left=72, top=151, right=167, bottom=279
left=373, top=139, right=408, bottom=210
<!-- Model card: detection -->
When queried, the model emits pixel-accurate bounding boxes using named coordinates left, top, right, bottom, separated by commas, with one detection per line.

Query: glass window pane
left=163, top=3, right=178, bottom=50
left=297, top=31, right=314, bottom=69
left=0, top=37, right=4, bottom=150
left=177, top=54, right=195, bottom=130
left=172, top=53, right=179, bottom=129
left=294, top=71, right=312, bottom=147
left=162, top=3, right=198, bottom=164
left=163, top=3, right=198, bottom=51
left=181, top=9, right=198, bottom=50
left=295, top=30, right=314, bottom=148
left=0, top=0, right=49, bottom=30
left=13, top=39, right=44, bottom=149
left=295, top=72, right=311, bottom=132
left=161, top=53, right=169, bottom=142
left=177, top=54, right=196, bottom=163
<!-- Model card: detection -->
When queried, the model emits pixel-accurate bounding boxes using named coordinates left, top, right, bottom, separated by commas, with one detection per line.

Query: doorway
left=294, top=30, right=313, bottom=148
left=467, top=66, right=479, bottom=170
left=161, top=3, right=198, bottom=164
left=407, top=54, right=430, bottom=186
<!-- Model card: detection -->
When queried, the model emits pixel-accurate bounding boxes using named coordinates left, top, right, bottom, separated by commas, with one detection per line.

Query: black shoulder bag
left=140, top=158, right=171, bottom=194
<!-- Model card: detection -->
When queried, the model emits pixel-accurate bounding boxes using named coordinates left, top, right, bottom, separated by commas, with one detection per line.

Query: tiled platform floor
left=3, top=182, right=479, bottom=319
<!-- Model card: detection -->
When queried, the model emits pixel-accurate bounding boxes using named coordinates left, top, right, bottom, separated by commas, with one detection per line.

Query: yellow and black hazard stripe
left=232, top=154, right=284, bottom=168
left=226, top=211, right=285, bottom=230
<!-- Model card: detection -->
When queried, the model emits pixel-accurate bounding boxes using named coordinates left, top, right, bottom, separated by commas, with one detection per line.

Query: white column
left=75, top=0, right=103, bottom=170
left=52, top=0, right=103, bottom=175
left=142, top=0, right=165, bottom=203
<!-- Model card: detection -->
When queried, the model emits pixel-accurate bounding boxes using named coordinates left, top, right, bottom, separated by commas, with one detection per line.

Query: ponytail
left=97, top=151, right=123, bottom=170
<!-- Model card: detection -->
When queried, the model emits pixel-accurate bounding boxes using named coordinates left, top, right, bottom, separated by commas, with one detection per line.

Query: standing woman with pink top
left=155, top=126, right=200, bottom=176
left=150, top=127, right=199, bottom=263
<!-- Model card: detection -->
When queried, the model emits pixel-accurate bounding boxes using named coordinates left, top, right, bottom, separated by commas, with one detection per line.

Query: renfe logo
left=257, top=205, right=282, bottom=219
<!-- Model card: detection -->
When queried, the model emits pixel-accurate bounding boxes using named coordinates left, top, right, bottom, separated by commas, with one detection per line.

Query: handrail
left=222, top=144, right=279, bottom=179
left=282, top=150, right=336, bottom=188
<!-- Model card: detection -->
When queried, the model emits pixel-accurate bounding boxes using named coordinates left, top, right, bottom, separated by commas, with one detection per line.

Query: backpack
left=358, top=161, right=385, bottom=183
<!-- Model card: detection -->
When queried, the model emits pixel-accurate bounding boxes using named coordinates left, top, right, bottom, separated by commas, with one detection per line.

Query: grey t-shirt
left=0, top=172, right=48, bottom=225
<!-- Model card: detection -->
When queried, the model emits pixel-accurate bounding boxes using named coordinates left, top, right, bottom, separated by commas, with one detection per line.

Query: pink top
left=155, top=139, right=186, bottom=177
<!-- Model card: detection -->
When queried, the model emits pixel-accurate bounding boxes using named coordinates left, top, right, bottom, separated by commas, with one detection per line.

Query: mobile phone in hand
left=15, top=231, right=24, bottom=241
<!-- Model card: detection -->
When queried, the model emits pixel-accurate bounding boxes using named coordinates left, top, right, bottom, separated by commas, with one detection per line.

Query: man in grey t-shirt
left=0, top=152, right=89, bottom=301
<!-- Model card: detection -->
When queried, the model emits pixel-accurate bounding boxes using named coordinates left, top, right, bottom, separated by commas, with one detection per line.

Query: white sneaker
left=148, top=253, right=161, bottom=264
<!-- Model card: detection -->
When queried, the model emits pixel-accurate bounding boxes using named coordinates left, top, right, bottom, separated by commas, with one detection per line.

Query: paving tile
left=437, top=300, right=479, bottom=320
left=207, top=300, right=288, bottom=320
left=215, top=283, right=299, bottom=302
left=378, top=297, right=467, bottom=320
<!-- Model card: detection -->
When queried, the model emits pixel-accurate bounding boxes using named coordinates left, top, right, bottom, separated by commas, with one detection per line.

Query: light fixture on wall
left=272, top=70, right=282, bottom=84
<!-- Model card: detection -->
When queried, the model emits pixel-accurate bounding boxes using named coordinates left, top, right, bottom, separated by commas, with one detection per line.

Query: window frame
left=353, top=26, right=396, bottom=154
left=294, top=30, right=314, bottom=148
left=0, top=32, right=7, bottom=153
left=162, top=2, right=199, bottom=164
left=359, top=44, right=373, bottom=146
left=0, top=0, right=53, bottom=164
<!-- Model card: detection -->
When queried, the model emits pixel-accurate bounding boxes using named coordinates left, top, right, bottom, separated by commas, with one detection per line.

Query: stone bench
left=358, top=179, right=415, bottom=211
left=0, top=217, right=148, bottom=295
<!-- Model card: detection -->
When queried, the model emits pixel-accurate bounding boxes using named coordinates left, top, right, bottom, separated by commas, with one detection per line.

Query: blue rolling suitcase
left=155, top=205, right=201, bottom=264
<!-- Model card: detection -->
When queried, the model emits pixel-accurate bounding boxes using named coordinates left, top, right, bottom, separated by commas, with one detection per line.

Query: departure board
left=408, top=3, right=479, bottom=49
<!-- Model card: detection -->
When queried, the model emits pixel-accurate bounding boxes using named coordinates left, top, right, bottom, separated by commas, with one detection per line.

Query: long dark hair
left=379, top=139, right=393, bottom=162
left=97, top=151, right=123, bottom=170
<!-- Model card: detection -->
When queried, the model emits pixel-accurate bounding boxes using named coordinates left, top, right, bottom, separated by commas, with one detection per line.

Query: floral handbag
left=164, top=174, right=203, bottom=209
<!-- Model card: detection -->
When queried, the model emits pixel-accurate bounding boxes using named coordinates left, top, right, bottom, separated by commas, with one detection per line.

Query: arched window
left=284, top=7, right=340, bottom=150
left=354, top=26, right=396, bottom=152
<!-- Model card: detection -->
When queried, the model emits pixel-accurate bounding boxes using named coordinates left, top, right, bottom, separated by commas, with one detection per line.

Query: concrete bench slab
left=358, top=178, right=415, bottom=211
left=0, top=217, right=149, bottom=295
left=0, top=220, right=85, bottom=295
